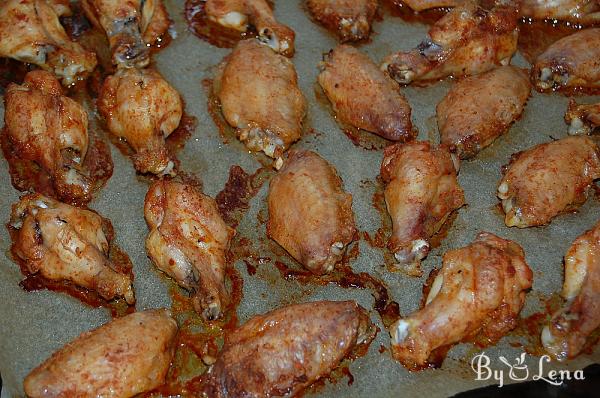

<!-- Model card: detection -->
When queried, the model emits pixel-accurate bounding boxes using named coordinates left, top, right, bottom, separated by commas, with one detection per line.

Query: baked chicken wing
left=401, top=0, right=466, bottom=11
left=497, top=136, right=600, bottom=228
left=542, top=220, right=600, bottom=360
left=24, top=309, right=177, bottom=398
left=9, top=193, right=135, bottom=304
left=213, top=39, right=307, bottom=168
left=205, top=0, right=295, bottom=56
left=381, top=1, right=519, bottom=84
left=381, top=141, right=465, bottom=272
left=144, top=180, right=234, bottom=321
left=4, top=70, right=94, bottom=203
left=202, top=301, right=376, bottom=397
left=82, top=0, right=170, bottom=68
left=532, top=28, right=600, bottom=92
left=318, top=45, right=415, bottom=141
left=306, top=0, right=378, bottom=42
left=437, top=66, right=531, bottom=159
left=390, top=232, right=533, bottom=369
left=0, top=0, right=97, bottom=86
left=522, top=0, right=600, bottom=24
left=267, top=150, right=357, bottom=274
left=565, top=99, right=600, bottom=135
left=98, top=67, right=182, bottom=176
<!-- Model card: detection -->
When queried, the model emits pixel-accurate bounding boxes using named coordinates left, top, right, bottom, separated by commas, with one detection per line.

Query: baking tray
left=1, top=1, right=599, bottom=397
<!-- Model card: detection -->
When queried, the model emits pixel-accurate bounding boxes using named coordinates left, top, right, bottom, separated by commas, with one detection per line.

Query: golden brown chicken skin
left=318, top=45, right=416, bottom=142
left=401, top=0, right=466, bottom=12
left=390, top=232, right=533, bottom=369
left=98, top=68, right=183, bottom=176
left=532, top=28, right=600, bottom=92
left=213, top=39, right=307, bottom=168
left=381, top=141, right=465, bottom=273
left=565, top=99, right=600, bottom=135
left=144, top=180, right=234, bottom=320
left=437, top=66, right=531, bottom=159
left=205, top=0, right=295, bottom=56
left=24, top=309, right=177, bottom=398
left=82, top=0, right=170, bottom=68
left=9, top=193, right=135, bottom=304
left=0, top=0, right=97, bottom=86
left=4, top=70, right=95, bottom=203
left=201, top=301, right=376, bottom=397
left=542, top=220, right=600, bottom=360
left=497, top=136, right=600, bottom=228
left=267, top=151, right=357, bottom=274
left=306, top=0, right=378, bottom=42
left=522, top=0, right=600, bottom=24
left=381, top=1, right=519, bottom=84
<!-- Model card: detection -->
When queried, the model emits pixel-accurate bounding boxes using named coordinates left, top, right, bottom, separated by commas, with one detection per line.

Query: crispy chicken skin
left=267, top=151, right=357, bottom=274
left=497, top=136, right=600, bottom=228
left=213, top=39, right=307, bottom=168
left=205, top=0, right=295, bottom=56
left=381, top=141, right=465, bottom=272
left=0, top=0, right=97, bottom=86
left=381, top=1, right=519, bottom=84
left=24, top=309, right=178, bottom=398
left=318, top=45, right=416, bottom=142
left=437, top=66, right=531, bottom=159
left=98, top=68, right=182, bottom=175
left=522, top=0, right=600, bottom=24
left=390, top=233, right=533, bottom=369
left=4, top=70, right=94, bottom=203
left=144, top=180, right=234, bottom=321
left=532, top=28, right=600, bottom=92
left=82, top=0, right=170, bottom=68
left=542, top=220, right=600, bottom=360
left=306, top=0, right=378, bottom=42
left=402, top=0, right=467, bottom=11
left=565, top=99, right=600, bottom=135
left=9, top=193, right=135, bottom=304
left=202, top=301, right=376, bottom=397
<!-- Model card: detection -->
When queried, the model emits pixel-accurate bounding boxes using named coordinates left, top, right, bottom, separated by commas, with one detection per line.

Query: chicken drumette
left=267, top=151, right=357, bottom=274
left=542, top=220, right=600, bottom=360
left=0, top=0, right=97, bottom=86
left=391, top=233, right=533, bottom=369
left=9, top=193, right=135, bottom=304
left=318, top=45, right=415, bottom=141
left=565, top=99, right=600, bottom=135
left=497, top=136, right=600, bottom=228
left=401, top=0, right=466, bottom=11
left=24, top=309, right=177, bottom=398
left=213, top=39, right=307, bottom=168
left=522, top=0, right=600, bottom=24
left=381, top=141, right=465, bottom=274
left=202, top=301, right=375, bottom=397
left=97, top=68, right=183, bottom=176
left=205, top=0, right=295, bottom=56
left=82, top=0, right=170, bottom=68
left=144, top=180, right=234, bottom=321
left=437, top=66, right=531, bottom=159
left=381, top=1, right=519, bottom=84
left=306, top=0, right=378, bottom=42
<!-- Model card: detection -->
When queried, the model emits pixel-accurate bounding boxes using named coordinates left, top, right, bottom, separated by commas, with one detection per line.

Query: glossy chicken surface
left=565, top=99, right=600, bottom=135
left=144, top=180, right=234, bottom=320
left=9, top=193, right=135, bottom=304
left=98, top=67, right=182, bottom=176
left=381, top=1, right=519, bottom=84
left=497, top=136, right=600, bottom=228
left=318, top=45, right=415, bottom=141
left=4, top=70, right=93, bottom=203
left=82, top=0, right=170, bottom=68
left=0, top=0, right=97, bottom=86
left=402, top=0, right=466, bottom=11
left=306, top=0, right=378, bottom=42
left=532, top=28, right=600, bottom=91
left=267, top=151, right=357, bottom=274
left=390, top=232, right=533, bottom=369
left=205, top=0, right=295, bottom=56
left=381, top=141, right=465, bottom=273
left=542, top=220, right=600, bottom=360
left=214, top=39, right=306, bottom=168
left=24, top=309, right=177, bottom=398
left=522, top=0, right=600, bottom=24
left=202, top=301, right=376, bottom=397
left=437, top=66, right=531, bottom=159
